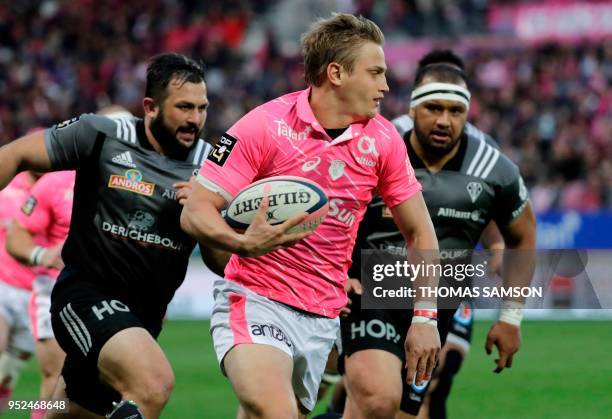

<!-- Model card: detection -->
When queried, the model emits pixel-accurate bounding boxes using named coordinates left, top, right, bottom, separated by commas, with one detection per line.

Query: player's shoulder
left=391, top=114, right=413, bottom=137
left=465, top=122, right=499, bottom=149
left=369, top=114, right=403, bottom=143
left=251, top=90, right=302, bottom=117
left=372, top=113, right=397, bottom=131
left=54, top=113, right=140, bottom=143
left=463, top=132, right=519, bottom=185
left=229, top=90, right=304, bottom=141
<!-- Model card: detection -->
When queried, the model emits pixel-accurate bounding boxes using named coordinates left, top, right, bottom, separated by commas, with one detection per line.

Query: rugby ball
left=225, top=176, right=328, bottom=233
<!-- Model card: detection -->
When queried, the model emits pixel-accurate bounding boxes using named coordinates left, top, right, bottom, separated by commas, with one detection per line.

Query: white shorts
left=0, top=281, right=35, bottom=354
left=210, top=279, right=339, bottom=411
left=29, top=275, right=55, bottom=341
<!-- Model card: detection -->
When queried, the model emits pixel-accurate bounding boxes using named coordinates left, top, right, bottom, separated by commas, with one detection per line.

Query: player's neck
left=144, top=121, right=165, bottom=154
left=409, top=133, right=461, bottom=173
left=309, top=86, right=361, bottom=130
left=143, top=121, right=188, bottom=160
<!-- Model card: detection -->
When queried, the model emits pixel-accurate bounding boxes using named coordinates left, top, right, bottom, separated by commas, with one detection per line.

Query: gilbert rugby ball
left=225, top=176, right=328, bottom=233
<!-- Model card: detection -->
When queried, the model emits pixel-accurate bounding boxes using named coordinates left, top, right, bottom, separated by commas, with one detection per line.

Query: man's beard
left=150, top=111, right=200, bottom=159
left=413, top=121, right=463, bottom=157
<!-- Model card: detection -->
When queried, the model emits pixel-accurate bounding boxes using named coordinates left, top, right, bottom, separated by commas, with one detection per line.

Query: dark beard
left=149, top=112, right=199, bottom=159
left=413, top=123, right=462, bottom=157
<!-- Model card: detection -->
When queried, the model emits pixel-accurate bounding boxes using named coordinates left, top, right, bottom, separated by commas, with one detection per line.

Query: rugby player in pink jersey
left=181, top=13, right=440, bottom=418
left=6, top=170, right=74, bottom=419
left=0, top=171, right=39, bottom=413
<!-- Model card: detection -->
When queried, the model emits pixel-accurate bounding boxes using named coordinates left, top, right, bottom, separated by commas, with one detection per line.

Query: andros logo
left=108, top=169, right=155, bottom=196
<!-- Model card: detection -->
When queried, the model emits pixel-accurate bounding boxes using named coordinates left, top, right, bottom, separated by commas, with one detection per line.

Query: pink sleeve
left=197, top=108, right=270, bottom=200
left=377, top=132, right=422, bottom=208
left=16, top=177, right=53, bottom=235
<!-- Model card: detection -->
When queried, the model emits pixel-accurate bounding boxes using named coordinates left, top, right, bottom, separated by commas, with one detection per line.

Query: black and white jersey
left=349, top=118, right=528, bottom=278
left=44, top=114, right=210, bottom=315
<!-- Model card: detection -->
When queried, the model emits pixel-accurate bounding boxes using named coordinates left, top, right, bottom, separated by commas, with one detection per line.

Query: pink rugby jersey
left=198, top=88, right=421, bottom=317
left=15, top=171, right=75, bottom=280
left=0, top=173, right=37, bottom=290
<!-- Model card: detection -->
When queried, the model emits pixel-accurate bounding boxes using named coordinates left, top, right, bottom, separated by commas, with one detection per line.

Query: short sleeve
left=377, top=133, right=422, bottom=208
left=197, top=109, right=270, bottom=201
left=491, top=171, right=530, bottom=226
left=44, top=114, right=103, bottom=170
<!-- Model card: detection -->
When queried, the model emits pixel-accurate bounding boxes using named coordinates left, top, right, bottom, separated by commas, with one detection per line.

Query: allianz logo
left=274, top=119, right=311, bottom=141
left=437, top=207, right=482, bottom=222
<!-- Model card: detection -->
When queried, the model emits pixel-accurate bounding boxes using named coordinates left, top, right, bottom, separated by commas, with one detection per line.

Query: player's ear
left=143, top=97, right=159, bottom=119
left=327, top=62, right=343, bottom=86
left=409, top=106, right=415, bottom=119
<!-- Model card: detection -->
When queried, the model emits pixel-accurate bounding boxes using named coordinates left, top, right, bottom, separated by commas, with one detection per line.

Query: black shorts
left=50, top=272, right=163, bottom=415
left=339, top=293, right=454, bottom=415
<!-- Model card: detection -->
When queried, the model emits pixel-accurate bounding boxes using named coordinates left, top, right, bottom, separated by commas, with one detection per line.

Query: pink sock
left=31, top=407, right=46, bottom=419
left=0, top=386, right=12, bottom=412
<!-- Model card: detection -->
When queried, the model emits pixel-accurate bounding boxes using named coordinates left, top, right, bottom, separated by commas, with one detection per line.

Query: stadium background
left=2, top=0, right=611, bottom=417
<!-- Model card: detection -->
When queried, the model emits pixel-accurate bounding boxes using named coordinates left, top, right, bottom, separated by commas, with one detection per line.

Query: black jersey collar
left=405, top=130, right=468, bottom=172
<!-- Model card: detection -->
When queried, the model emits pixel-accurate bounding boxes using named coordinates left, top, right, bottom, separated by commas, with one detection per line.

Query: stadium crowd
left=0, top=0, right=610, bottom=211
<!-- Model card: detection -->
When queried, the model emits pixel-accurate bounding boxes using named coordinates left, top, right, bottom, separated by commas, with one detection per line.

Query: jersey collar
left=296, top=87, right=368, bottom=145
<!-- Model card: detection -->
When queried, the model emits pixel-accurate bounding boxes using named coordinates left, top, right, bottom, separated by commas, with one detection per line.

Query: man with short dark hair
left=0, top=53, right=213, bottom=419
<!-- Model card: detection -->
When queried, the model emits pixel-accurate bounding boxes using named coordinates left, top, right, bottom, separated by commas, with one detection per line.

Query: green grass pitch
left=4, top=320, right=611, bottom=418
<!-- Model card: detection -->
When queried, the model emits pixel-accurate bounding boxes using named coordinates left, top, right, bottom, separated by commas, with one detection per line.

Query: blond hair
left=302, top=13, right=384, bottom=87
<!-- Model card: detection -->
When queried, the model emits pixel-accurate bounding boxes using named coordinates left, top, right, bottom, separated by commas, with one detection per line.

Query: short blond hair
left=302, top=13, right=385, bottom=87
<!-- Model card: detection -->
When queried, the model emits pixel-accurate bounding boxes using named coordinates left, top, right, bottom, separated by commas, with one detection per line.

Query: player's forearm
left=180, top=202, right=248, bottom=255
left=409, top=225, right=440, bottom=304
left=390, top=195, right=440, bottom=305
left=501, top=204, right=537, bottom=304
left=0, top=143, right=22, bottom=190
left=501, top=237, right=536, bottom=304
left=0, top=132, right=51, bottom=190
left=5, top=221, right=38, bottom=265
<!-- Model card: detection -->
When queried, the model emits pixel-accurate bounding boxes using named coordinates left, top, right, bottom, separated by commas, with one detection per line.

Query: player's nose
left=380, top=75, right=389, bottom=93
left=187, top=110, right=204, bottom=127
left=436, top=110, right=451, bottom=127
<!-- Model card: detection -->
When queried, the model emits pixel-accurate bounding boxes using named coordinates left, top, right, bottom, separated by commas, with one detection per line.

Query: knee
left=129, top=368, right=175, bottom=411
left=347, top=377, right=400, bottom=419
left=358, top=394, right=400, bottom=419
left=240, top=398, right=299, bottom=419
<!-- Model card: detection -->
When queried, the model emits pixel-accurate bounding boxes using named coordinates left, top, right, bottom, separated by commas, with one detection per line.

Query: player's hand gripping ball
left=225, top=176, right=328, bottom=234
